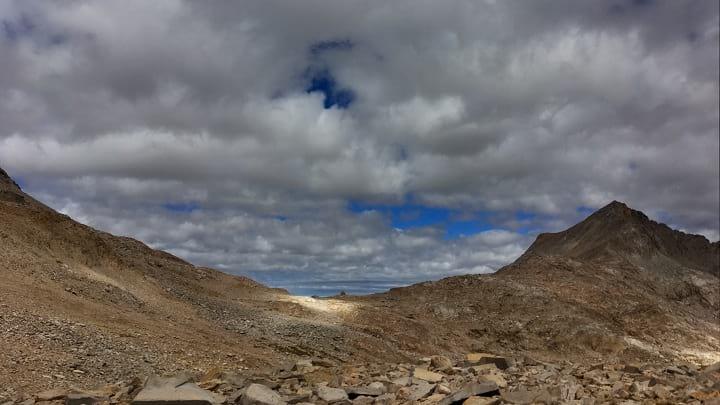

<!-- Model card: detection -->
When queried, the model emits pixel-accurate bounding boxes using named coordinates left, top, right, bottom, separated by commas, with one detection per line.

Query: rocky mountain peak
left=523, top=201, right=719, bottom=276
left=588, top=200, right=651, bottom=224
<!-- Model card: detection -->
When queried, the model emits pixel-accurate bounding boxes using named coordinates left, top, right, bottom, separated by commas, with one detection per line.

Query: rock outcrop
left=16, top=354, right=720, bottom=404
left=523, top=200, right=719, bottom=277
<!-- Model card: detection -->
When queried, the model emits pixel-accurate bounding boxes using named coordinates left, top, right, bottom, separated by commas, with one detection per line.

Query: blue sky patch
left=162, top=202, right=200, bottom=213
left=576, top=206, right=596, bottom=216
left=12, top=175, right=27, bottom=189
left=2, top=14, right=35, bottom=41
left=348, top=200, right=495, bottom=239
left=310, top=39, right=353, bottom=55
left=305, top=68, right=354, bottom=109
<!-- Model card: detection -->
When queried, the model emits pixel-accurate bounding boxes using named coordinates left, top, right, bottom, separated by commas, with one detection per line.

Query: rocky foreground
left=5, top=353, right=720, bottom=405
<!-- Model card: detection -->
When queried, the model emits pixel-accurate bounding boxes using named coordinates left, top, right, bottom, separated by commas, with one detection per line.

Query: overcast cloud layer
left=1, top=0, right=718, bottom=295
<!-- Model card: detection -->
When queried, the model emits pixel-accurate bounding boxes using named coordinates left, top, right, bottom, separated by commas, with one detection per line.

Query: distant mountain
left=523, top=201, right=719, bottom=277
left=381, top=201, right=719, bottom=368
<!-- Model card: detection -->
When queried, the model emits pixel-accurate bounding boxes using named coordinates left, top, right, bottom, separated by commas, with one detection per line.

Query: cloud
left=0, top=0, right=717, bottom=294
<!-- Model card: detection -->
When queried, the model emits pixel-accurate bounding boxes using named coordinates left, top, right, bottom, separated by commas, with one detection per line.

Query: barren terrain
left=1, top=167, right=718, bottom=404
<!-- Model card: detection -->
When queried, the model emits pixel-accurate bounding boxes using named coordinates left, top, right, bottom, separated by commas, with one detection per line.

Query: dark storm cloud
left=0, top=0, right=717, bottom=293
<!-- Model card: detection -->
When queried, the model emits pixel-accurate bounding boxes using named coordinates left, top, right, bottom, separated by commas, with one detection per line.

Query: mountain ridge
left=522, top=200, right=719, bottom=277
left=1, top=167, right=718, bottom=397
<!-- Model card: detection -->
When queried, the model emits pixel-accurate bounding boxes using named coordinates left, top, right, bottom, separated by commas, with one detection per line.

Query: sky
left=0, top=0, right=718, bottom=296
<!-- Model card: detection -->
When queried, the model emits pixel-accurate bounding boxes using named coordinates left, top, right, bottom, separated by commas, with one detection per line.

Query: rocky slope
left=524, top=200, right=719, bottom=277
left=0, top=168, right=422, bottom=396
left=0, top=166, right=718, bottom=403
left=363, top=202, right=719, bottom=368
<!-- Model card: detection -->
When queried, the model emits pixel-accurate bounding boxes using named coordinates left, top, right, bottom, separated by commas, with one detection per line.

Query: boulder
left=373, top=394, right=396, bottom=405
left=367, top=382, right=386, bottom=393
left=133, top=375, right=217, bottom=405
left=438, top=382, right=499, bottom=405
left=479, top=373, right=507, bottom=388
left=408, top=382, right=435, bottom=401
left=413, top=368, right=444, bottom=383
left=501, top=387, right=554, bottom=404
left=317, top=386, right=348, bottom=403
left=430, top=356, right=453, bottom=371
left=65, top=393, right=105, bottom=405
left=465, top=354, right=511, bottom=370
left=36, top=390, right=66, bottom=402
left=132, top=383, right=215, bottom=405
left=241, top=384, right=286, bottom=405
left=345, top=385, right=384, bottom=398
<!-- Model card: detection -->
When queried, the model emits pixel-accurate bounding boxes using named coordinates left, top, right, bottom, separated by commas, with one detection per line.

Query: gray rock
left=144, top=373, right=194, bottom=389
left=430, top=356, right=453, bottom=371
left=412, top=368, right=443, bottom=383
left=501, top=387, right=554, bottom=404
left=317, top=386, right=348, bottom=403
left=242, top=384, right=286, bottom=405
left=65, top=393, right=104, bottom=405
left=367, top=383, right=386, bottom=393
left=133, top=381, right=216, bottom=405
left=373, top=394, right=396, bottom=405
left=438, top=382, right=500, bottom=405
left=408, top=382, right=435, bottom=401
left=345, top=385, right=384, bottom=397
left=390, top=377, right=412, bottom=387
left=36, top=390, right=66, bottom=401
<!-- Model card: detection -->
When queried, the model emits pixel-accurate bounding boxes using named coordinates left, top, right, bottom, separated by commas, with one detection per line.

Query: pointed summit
left=590, top=200, right=651, bottom=223
left=523, top=201, right=719, bottom=276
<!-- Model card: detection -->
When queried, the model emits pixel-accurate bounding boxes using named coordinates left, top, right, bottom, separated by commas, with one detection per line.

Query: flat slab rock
left=501, top=387, right=555, bottom=404
left=438, top=382, right=500, bottom=405
left=242, top=384, right=286, bottom=405
left=413, top=368, right=444, bottom=383
left=345, top=383, right=385, bottom=397
left=35, top=389, right=66, bottom=401
left=465, top=353, right=511, bottom=370
left=132, top=375, right=217, bottom=405
left=317, top=385, right=349, bottom=403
